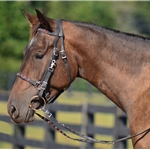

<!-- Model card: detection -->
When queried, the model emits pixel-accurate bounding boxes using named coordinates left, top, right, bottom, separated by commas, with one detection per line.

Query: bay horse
left=7, top=9, right=150, bottom=148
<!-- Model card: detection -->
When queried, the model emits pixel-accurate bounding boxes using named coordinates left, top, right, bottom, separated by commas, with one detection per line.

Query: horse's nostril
left=10, top=105, right=19, bottom=119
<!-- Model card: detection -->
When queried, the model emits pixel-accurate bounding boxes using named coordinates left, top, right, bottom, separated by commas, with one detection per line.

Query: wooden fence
left=0, top=92, right=131, bottom=149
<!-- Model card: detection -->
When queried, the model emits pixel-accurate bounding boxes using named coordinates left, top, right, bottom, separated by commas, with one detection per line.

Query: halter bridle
left=17, top=19, right=72, bottom=107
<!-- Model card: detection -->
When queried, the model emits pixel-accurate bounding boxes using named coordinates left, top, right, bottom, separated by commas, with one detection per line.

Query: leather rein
left=17, top=19, right=150, bottom=146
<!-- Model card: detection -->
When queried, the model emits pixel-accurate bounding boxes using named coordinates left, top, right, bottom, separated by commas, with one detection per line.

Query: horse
left=7, top=9, right=150, bottom=148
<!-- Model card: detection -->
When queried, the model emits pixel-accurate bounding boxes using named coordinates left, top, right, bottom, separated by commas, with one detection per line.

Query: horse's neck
left=67, top=22, right=150, bottom=112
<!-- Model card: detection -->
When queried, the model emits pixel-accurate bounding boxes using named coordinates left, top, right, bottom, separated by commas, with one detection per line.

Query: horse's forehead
left=29, top=32, right=45, bottom=48
left=29, top=36, right=36, bottom=47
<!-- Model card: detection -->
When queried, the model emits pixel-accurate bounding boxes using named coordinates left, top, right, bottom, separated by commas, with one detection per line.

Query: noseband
left=17, top=19, right=71, bottom=107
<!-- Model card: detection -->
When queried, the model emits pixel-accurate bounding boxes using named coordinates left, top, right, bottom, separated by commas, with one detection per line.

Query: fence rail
left=0, top=91, right=130, bottom=149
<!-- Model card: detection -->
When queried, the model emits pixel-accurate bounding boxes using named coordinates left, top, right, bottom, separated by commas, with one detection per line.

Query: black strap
left=38, top=20, right=62, bottom=99
left=45, top=20, right=72, bottom=103
left=63, top=58, right=72, bottom=83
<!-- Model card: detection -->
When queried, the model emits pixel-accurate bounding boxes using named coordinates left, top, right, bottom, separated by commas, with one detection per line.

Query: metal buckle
left=41, top=81, right=47, bottom=90
left=60, top=50, right=67, bottom=59
left=54, top=47, right=59, bottom=57
left=35, top=81, right=42, bottom=90
left=48, top=59, right=56, bottom=72
left=41, top=106, right=52, bottom=118
left=45, top=92, right=51, bottom=101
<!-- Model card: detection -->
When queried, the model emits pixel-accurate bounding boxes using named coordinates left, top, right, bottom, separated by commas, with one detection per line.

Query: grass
left=0, top=91, right=132, bottom=149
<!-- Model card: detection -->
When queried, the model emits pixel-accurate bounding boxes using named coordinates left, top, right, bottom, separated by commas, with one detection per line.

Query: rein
left=30, top=105, right=150, bottom=146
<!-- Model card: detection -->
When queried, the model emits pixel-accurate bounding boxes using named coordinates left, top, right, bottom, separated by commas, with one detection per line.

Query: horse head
left=7, top=9, right=78, bottom=124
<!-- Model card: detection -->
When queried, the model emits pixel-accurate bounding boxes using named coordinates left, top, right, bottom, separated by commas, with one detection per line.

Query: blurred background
left=0, top=1, right=150, bottom=149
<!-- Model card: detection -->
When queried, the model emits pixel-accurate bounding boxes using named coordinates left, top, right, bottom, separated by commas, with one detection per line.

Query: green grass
left=0, top=91, right=133, bottom=149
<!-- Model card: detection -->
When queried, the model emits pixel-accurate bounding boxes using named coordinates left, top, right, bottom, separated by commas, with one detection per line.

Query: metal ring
left=29, top=95, right=47, bottom=111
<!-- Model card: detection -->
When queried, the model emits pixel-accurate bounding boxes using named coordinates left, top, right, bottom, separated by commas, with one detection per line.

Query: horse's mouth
left=23, top=96, right=46, bottom=123
left=24, top=108, right=35, bottom=123
left=10, top=96, right=46, bottom=124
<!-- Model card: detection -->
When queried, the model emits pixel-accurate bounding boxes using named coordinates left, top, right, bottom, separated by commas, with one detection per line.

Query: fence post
left=13, top=124, right=25, bottom=149
left=86, top=103, right=94, bottom=149
left=114, top=108, right=128, bottom=149
left=80, top=100, right=88, bottom=149
left=113, top=107, right=120, bottom=149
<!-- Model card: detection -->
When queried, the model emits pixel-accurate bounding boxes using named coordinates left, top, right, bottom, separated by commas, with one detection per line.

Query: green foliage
left=45, top=1, right=116, bottom=28
left=133, top=2, right=150, bottom=36
left=0, top=1, right=116, bottom=71
left=0, top=1, right=150, bottom=72
left=0, top=2, right=29, bottom=59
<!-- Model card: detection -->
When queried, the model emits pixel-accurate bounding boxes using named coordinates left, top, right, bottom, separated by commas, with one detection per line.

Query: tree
left=1, top=1, right=149, bottom=71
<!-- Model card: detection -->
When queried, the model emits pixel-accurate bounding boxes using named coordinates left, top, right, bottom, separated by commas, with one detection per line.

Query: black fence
left=0, top=72, right=131, bottom=149
left=0, top=93, right=131, bottom=149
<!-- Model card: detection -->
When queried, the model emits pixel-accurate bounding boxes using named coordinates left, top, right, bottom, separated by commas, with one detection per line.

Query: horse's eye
left=35, top=54, right=44, bottom=59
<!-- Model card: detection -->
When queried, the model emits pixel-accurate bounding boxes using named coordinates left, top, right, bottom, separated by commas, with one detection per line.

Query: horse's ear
left=35, top=9, right=52, bottom=32
left=22, top=9, right=38, bottom=25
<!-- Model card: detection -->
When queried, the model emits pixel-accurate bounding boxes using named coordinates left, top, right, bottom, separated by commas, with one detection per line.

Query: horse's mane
left=65, top=19, right=150, bottom=41
left=30, top=18, right=150, bottom=42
